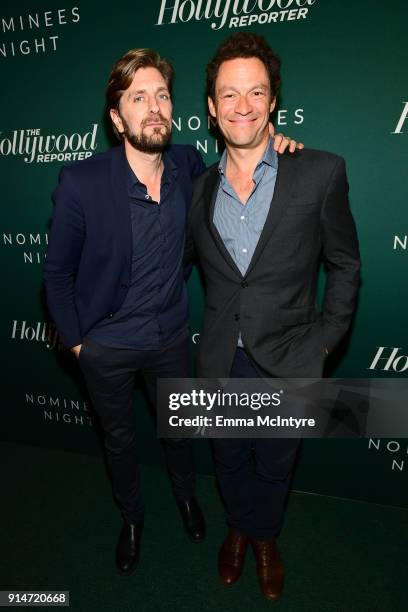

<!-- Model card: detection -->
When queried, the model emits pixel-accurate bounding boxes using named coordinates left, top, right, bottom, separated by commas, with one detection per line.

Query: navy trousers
left=213, top=348, right=300, bottom=540
left=78, top=332, right=195, bottom=524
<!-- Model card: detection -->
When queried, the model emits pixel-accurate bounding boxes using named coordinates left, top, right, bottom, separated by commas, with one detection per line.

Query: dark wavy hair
left=206, top=32, right=281, bottom=101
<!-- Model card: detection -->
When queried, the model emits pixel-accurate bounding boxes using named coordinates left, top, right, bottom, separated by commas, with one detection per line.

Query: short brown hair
left=106, top=48, right=174, bottom=137
left=206, top=32, right=281, bottom=102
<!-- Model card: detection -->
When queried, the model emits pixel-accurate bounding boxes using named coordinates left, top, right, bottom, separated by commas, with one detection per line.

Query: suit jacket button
left=241, top=281, right=248, bottom=288
left=108, top=313, right=113, bottom=318
left=234, top=314, right=240, bottom=321
left=120, top=283, right=128, bottom=288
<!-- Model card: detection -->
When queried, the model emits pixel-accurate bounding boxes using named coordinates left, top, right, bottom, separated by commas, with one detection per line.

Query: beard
left=121, top=114, right=171, bottom=153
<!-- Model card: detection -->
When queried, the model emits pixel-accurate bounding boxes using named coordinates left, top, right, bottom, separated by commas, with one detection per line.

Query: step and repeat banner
left=1, top=0, right=407, bottom=507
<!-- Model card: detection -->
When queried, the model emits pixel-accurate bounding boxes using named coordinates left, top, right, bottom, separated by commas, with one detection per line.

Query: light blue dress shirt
left=213, top=137, right=278, bottom=346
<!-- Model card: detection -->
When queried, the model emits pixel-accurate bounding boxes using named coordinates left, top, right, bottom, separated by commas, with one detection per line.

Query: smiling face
left=208, top=57, right=276, bottom=150
left=110, top=66, right=172, bottom=153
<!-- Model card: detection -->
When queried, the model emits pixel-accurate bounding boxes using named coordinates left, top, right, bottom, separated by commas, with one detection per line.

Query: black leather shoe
left=116, top=520, right=143, bottom=576
left=177, top=498, right=206, bottom=543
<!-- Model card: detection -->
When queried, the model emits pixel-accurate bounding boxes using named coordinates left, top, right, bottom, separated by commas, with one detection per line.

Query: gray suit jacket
left=189, top=148, right=361, bottom=378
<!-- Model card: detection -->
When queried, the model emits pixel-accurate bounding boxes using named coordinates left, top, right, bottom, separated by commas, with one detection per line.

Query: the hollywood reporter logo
left=11, top=320, right=63, bottom=350
left=368, top=347, right=408, bottom=372
left=156, top=0, right=317, bottom=30
left=0, top=124, right=98, bottom=164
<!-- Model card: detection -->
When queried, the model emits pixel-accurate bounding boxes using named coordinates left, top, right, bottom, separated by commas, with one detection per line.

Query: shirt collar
left=218, top=136, right=278, bottom=176
left=126, top=149, right=178, bottom=190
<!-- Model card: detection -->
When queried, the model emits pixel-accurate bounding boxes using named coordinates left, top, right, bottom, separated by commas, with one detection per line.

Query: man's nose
left=235, top=95, right=251, bottom=114
left=148, top=96, right=160, bottom=113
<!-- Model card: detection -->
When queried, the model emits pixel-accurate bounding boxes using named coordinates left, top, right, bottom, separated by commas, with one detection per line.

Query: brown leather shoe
left=218, top=529, right=249, bottom=585
left=251, top=538, right=284, bottom=601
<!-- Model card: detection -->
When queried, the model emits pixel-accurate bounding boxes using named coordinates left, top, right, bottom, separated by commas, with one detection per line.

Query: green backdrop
left=1, top=0, right=408, bottom=507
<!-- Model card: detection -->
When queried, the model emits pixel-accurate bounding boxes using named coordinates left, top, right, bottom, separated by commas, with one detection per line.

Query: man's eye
left=252, top=91, right=264, bottom=97
left=159, top=94, right=170, bottom=100
left=133, top=96, right=144, bottom=102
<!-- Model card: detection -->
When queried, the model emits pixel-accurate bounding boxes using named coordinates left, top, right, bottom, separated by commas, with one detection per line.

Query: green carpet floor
left=0, top=441, right=407, bottom=612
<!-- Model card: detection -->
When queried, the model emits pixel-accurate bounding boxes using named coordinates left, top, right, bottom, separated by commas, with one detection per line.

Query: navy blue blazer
left=43, top=143, right=206, bottom=348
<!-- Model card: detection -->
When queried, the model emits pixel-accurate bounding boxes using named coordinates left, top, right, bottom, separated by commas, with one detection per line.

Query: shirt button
left=240, top=215, right=245, bottom=220
left=242, top=248, right=247, bottom=254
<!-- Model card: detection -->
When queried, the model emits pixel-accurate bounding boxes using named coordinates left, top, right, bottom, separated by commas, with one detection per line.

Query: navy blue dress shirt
left=88, top=152, right=189, bottom=349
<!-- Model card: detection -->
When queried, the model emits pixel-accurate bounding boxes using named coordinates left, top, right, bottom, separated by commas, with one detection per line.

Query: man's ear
left=110, top=108, right=124, bottom=135
left=269, top=96, right=276, bottom=114
left=208, top=96, right=216, bottom=119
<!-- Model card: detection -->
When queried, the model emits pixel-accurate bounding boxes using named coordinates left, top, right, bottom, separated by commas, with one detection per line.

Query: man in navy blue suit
left=43, top=47, right=298, bottom=575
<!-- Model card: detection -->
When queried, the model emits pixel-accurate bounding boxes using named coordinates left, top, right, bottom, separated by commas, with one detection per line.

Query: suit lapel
left=202, top=166, right=243, bottom=279
left=245, top=153, right=298, bottom=277
left=111, top=145, right=132, bottom=270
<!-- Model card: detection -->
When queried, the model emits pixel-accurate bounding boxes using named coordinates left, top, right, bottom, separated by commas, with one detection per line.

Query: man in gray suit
left=189, top=33, right=360, bottom=600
